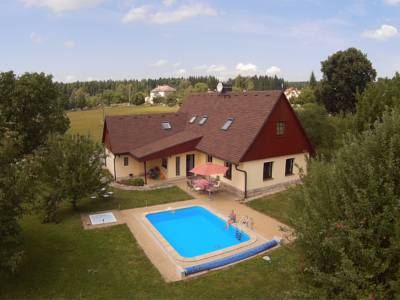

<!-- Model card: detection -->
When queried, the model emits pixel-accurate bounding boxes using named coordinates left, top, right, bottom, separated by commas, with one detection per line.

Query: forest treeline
left=56, top=75, right=289, bottom=109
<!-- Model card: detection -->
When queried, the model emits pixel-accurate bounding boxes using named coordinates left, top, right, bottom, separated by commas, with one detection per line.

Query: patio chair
left=186, top=180, right=194, bottom=191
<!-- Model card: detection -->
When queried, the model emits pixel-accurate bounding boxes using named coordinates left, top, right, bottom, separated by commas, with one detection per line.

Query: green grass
left=246, top=187, right=299, bottom=225
left=67, top=105, right=177, bottom=143
left=0, top=187, right=302, bottom=300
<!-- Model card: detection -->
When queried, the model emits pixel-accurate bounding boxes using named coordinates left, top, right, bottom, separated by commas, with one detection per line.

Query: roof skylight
left=161, top=121, right=171, bottom=130
left=189, top=115, right=197, bottom=124
left=198, top=115, right=208, bottom=125
left=221, top=118, right=234, bottom=131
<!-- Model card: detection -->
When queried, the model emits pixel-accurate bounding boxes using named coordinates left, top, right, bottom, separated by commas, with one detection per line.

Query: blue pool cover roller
left=183, top=239, right=279, bottom=276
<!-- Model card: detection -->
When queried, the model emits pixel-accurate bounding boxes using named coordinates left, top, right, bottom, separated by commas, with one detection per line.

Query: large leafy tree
left=0, top=71, right=69, bottom=155
left=295, top=103, right=336, bottom=157
left=316, top=48, right=376, bottom=114
left=355, top=73, right=400, bottom=132
left=0, top=135, right=35, bottom=273
left=35, top=134, right=108, bottom=222
left=291, top=109, right=400, bottom=299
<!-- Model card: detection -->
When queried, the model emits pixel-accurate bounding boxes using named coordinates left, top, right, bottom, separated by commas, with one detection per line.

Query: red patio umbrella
left=190, top=162, right=228, bottom=176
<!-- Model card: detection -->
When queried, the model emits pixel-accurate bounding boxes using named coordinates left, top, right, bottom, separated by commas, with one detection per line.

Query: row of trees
left=58, top=74, right=287, bottom=110
left=288, top=48, right=400, bottom=298
left=0, top=72, right=106, bottom=273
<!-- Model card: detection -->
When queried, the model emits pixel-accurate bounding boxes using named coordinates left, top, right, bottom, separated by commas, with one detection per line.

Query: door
left=186, top=154, right=195, bottom=177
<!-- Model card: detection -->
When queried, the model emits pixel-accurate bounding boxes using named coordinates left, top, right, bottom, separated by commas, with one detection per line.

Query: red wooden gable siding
left=241, top=95, right=314, bottom=162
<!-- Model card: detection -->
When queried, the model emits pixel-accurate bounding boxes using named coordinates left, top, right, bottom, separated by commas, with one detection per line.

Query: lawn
left=0, top=187, right=302, bottom=300
left=67, top=105, right=177, bottom=143
left=246, top=187, right=299, bottom=225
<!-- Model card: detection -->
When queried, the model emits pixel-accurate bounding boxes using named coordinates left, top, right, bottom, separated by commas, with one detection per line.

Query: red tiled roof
left=130, top=131, right=202, bottom=160
left=180, top=91, right=282, bottom=163
left=103, top=112, right=187, bottom=154
left=103, top=91, right=283, bottom=163
left=151, top=85, right=176, bottom=92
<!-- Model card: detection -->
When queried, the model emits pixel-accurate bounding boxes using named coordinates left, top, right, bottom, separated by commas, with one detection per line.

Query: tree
left=291, top=86, right=316, bottom=105
left=61, top=135, right=109, bottom=210
left=0, top=135, right=35, bottom=272
left=192, top=82, right=208, bottom=92
left=309, top=71, right=317, bottom=88
left=70, top=87, right=89, bottom=110
left=164, top=92, right=178, bottom=107
left=233, top=75, right=255, bottom=91
left=0, top=71, right=70, bottom=155
left=295, top=103, right=336, bottom=157
left=132, top=92, right=145, bottom=105
left=355, top=73, right=400, bottom=133
left=35, top=134, right=108, bottom=222
left=291, top=109, right=400, bottom=299
left=316, top=48, right=376, bottom=114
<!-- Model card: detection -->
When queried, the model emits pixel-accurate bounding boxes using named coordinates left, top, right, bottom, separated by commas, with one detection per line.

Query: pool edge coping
left=141, top=204, right=258, bottom=263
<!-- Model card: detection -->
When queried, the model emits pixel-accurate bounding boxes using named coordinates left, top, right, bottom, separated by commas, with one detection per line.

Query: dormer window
left=161, top=121, right=171, bottom=130
left=221, top=118, right=234, bottom=131
left=198, top=115, right=208, bottom=125
left=189, top=115, right=197, bottom=124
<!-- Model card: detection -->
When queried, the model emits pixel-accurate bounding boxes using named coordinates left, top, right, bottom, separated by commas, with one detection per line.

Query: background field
left=67, top=105, right=177, bottom=142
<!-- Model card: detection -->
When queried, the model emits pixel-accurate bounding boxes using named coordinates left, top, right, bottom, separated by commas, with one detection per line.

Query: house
left=145, top=85, right=176, bottom=104
left=102, top=90, right=314, bottom=198
left=284, top=87, right=301, bottom=100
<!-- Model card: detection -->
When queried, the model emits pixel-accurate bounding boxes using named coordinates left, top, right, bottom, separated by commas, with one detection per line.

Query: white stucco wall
left=242, top=153, right=308, bottom=191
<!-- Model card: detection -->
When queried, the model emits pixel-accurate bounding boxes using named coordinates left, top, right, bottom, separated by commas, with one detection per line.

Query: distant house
left=145, top=85, right=176, bottom=104
left=102, top=90, right=314, bottom=198
left=284, top=87, right=301, bottom=100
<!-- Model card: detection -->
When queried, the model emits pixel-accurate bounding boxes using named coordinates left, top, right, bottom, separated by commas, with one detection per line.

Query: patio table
left=193, top=179, right=210, bottom=190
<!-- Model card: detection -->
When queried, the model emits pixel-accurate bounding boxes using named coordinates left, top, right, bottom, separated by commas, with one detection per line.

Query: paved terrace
left=83, top=181, right=289, bottom=282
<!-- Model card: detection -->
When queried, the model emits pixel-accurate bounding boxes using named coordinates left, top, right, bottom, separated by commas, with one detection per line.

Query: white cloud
left=194, top=64, right=227, bottom=73
left=150, top=59, right=168, bottom=67
left=122, top=3, right=217, bottom=24
left=163, top=0, right=176, bottom=7
left=64, top=40, right=75, bottom=48
left=30, top=32, right=42, bottom=44
left=122, top=5, right=151, bottom=23
left=172, top=62, right=181, bottom=67
left=384, top=0, right=400, bottom=5
left=66, top=75, right=77, bottom=82
left=266, top=66, right=281, bottom=76
left=363, top=24, right=398, bottom=40
left=23, top=0, right=103, bottom=13
left=236, top=63, right=257, bottom=74
left=177, top=68, right=187, bottom=75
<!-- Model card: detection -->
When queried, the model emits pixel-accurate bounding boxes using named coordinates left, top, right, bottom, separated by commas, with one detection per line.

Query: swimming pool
left=146, top=206, right=250, bottom=258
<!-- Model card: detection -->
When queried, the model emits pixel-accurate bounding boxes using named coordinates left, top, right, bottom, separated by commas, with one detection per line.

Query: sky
left=0, top=0, right=399, bottom=82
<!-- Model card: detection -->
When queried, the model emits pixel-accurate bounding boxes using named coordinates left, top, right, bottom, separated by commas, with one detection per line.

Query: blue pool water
left=146, top=206, right=250, bottom=258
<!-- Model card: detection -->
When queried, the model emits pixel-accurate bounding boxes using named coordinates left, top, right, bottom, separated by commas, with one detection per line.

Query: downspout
left=113, top=155, right=117, bottom=181
left=235, top=164, right=247, bottom=199
left=144, top=161, right=147, bottom=185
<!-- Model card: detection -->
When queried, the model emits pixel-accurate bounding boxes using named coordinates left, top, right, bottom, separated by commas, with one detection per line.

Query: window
left=263, top=162, right=273, bottom=180
left=276, top=121, right=286, bottom=136
left=207, top=155, right=213, bottom=163
left=162, top=158, right=168, bottom=169
left=189, top=115, right=197, bottom=124
left=123, top=157, right=129, bottom=166
left=198, top=115, right=208, bottom=125
left=161, top=121, right=171, bottom=130
left=285, top=158, right=294, bottom=176
left=221, top=117, right=234, bottom=131
left=176, top=157, right=180, bottom=176
left=224, top=161, right=232, bottom=180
